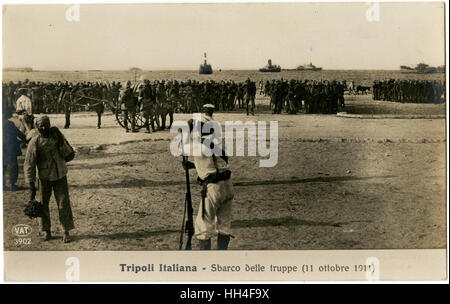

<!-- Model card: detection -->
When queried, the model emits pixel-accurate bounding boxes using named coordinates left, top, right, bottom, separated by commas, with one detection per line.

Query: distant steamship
left=296, top=47, right=323, bottom=71
left=259, top=59, right=281, bottom=72
left=296, top=62, right=322, bottom=71
left=199, top=53, right=213, bottom=74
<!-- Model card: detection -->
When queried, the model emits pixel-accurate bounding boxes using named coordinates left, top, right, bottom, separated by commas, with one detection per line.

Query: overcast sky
left=2, top=2, right=446, bottom=70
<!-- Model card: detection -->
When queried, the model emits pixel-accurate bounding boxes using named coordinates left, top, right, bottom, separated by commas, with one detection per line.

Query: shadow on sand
left=68, top=159, right=148, bottom=170
left=69, top=175, right=395, bottom=190
left=72, top=216, right=347, bottom=242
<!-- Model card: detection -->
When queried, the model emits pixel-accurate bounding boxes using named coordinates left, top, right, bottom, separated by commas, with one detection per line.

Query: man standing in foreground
left=182, top=104, right=235, bottom=250
left=24, top=116, right=75, bottom=243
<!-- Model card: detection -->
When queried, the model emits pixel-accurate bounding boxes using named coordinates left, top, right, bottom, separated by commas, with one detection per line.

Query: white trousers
left=195, top=179, right=234, bottom=240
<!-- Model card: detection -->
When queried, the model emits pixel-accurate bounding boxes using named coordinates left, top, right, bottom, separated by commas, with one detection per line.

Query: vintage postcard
left=1, top=1, right=447, bottom=283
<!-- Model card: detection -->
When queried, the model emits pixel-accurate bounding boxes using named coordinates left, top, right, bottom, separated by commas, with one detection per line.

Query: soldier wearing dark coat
left=120, top=81, right=137, bottom=132
left=156, top=81, right=169, bottom=130
left=244, top=78, right=256, bottom=116
left=93, top=83, right=105, bottom=129
left=3, top=111, right=26, bottom=191
left=63, top=84, right=76, bottom=129
left=139, top=80, right=156, bottom=133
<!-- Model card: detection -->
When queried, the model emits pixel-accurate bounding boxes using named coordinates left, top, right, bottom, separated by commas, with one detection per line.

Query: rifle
left=179, top=155, right=194, bottom=250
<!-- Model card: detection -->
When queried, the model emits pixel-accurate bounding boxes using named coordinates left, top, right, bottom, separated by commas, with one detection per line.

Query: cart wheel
left=115, top=106, right=146, bottom=130
left=115, top=108, right=127, bottom=129
left=135, top=111, right=145, bottom=129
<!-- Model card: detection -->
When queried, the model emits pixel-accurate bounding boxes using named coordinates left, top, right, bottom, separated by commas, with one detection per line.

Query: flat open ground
left=3, top=95, right=447, bottom=250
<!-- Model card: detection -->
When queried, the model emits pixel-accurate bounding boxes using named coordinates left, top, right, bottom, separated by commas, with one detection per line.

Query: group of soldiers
left=372, top=79, right=445, bottom=103
left=262, top=79, right=345, bottom=114
left=2, top=80, right=115, bottom=115
left=4, top=77, right=445, bottom=128
left=171, top=79, right=257, bottom=114
left=2, top=78, right=260, bottom=132
left=2, top=78, right=259, bottom=113
left=121, top=78, right=258, bottom=132
left=3, top=80, right=123, bottom=130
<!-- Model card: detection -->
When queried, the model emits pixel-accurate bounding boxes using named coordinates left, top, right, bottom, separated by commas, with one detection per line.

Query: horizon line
left=4, top=67, right=444, bottom=72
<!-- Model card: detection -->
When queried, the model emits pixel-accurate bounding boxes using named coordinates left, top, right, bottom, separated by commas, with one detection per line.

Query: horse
left=356, top=85, right=371, bottom=95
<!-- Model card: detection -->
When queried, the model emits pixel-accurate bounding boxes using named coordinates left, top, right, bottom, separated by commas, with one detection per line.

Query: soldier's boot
left=198, top=239, right=211, bottom=250
left=217, top=234, right=231, bottom=250
left=63, top=231, right=71, bottom=243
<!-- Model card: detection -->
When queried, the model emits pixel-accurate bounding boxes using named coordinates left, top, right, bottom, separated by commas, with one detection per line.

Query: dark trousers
left=96, top=112, right=102, bottom=127
left=168, top=110, right=174, bottom=129
left=64, top=110, right=71, bottom=128
left=143, top=111, right=156, bottom=132
left=39, top=176, right=75, bottom=232
left=159, top=110, right=173, bottom=129
left=274, top=98, right=282, bottom=114
left=246, top=96, right=255, bottom=115
left=123, top=108, right=136, bottom=131
left=159, top=108, right=168, bottom=130
left=3, top=159, right=18, bottom=188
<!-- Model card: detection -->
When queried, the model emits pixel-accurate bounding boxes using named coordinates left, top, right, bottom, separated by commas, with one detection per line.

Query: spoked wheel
left=135, top=112, right=145, bottom=129
left=115, top=106, right=146, bottom=130
left=115, top=108, right=126, bottom=129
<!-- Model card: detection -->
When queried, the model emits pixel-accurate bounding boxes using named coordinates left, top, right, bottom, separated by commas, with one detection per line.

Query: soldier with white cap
left=182, top=104, right=235, bottom=250
left=15, top=89, right=33, bottom=115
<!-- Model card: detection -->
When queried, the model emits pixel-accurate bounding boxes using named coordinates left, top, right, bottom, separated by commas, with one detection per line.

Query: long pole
left=179, top=135, right=194, bottom=250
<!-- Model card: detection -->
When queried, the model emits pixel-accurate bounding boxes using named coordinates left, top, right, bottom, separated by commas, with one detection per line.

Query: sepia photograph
left=1, top=1, right=447, bottom=282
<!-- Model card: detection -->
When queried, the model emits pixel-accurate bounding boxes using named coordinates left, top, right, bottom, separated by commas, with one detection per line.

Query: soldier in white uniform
left=183, top=104, right=235, bottom=250
left=15, top=89, right=33, bottom=115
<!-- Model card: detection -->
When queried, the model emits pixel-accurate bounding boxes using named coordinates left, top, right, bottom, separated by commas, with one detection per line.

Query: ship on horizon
left=259, top=59, right=281, bottom=72
left=199, top=53, right=213, bottom=74
left=296, top=62, right=322, bottom=71
left=296, top=47, right=322, bottom=71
